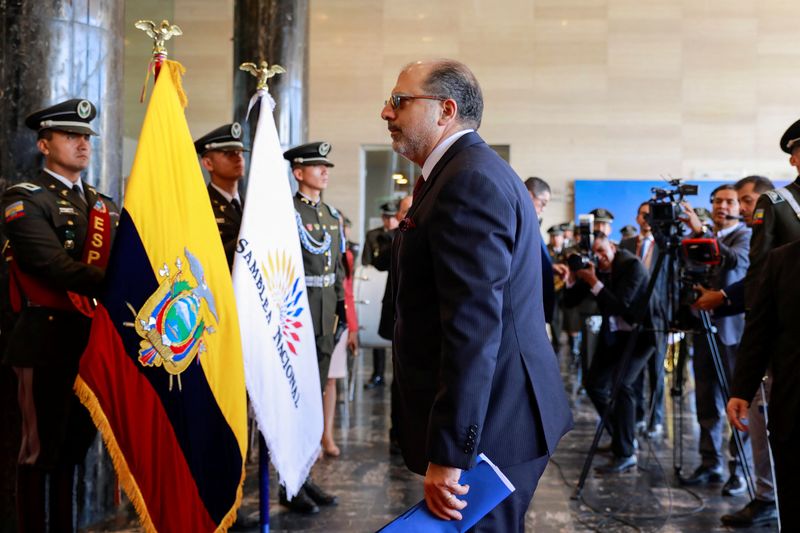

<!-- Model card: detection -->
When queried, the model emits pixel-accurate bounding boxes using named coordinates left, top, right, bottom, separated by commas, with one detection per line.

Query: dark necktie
left=412, top=177, right=425, bottom=199
left=72, top=184, right=87, bottom=207
left=231, top=198, right=242, bottom=215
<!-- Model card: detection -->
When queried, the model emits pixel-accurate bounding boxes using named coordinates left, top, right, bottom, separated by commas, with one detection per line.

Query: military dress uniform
left=284, top=142, right=346, bottom=390
left=743, top=120, right=800, bottom=308
left=193, top=123, right=248, bottom=270
left=3, top=99, right=119, bottom=531
left=3, top=100, right=119, bottom=469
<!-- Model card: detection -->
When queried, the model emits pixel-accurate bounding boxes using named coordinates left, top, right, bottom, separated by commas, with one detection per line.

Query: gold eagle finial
left=240, top=60, right=287, bottom=90
left=135, top=19, right=183, bottom=57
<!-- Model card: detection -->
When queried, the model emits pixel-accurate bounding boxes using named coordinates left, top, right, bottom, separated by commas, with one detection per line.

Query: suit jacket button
left=464, top=448, right=470, bottom=454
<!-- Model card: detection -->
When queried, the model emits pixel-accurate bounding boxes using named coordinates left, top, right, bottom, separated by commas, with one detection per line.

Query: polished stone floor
left=86, top=344, right=777, bottom=532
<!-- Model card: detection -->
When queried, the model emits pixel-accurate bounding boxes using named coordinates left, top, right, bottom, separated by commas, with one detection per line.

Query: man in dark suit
left=620, top=201, right=668, bottom=439
left=193, top=123, right=247, bottom=270
left=563, top=233, right=661, bottom=472
left=362, top=201, right=398, bottom=389
left=524, top=177, right=556, bottom=327
left=381, top=59, right=573, bottom=531
left=728, top=241, right=800, bottom=530
left=679, top=186, right=752, bottom=494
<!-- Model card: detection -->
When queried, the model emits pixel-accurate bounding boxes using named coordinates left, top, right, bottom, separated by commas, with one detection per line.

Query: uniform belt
left=305, top=273, right=336, bottom=288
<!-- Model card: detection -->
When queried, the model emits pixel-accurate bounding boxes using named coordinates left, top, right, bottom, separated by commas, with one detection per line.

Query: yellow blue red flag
left=75, top=61, right=248, bottom=532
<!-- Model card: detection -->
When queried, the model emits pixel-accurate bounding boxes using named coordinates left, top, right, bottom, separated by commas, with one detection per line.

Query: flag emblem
left=128, top=247, right=219, bottom=391
left=264, top=250, right=305, bottom=356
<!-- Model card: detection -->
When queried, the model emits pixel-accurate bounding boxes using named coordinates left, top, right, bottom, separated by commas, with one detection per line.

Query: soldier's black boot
left=303, top=477, right=338, bottom=506
left=16, top=464, right=46, bottom=533
left=279, top=485, right=319, bottom=514
left=49, top=465, right=75, bottom=533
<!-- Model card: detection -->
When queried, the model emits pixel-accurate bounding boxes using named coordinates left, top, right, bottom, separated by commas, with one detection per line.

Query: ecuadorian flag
left=75, top=61, right=247, bottom=532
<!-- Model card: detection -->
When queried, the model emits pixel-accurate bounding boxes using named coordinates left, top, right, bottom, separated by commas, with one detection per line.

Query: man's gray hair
left=421, top=60, right=484, bottom=129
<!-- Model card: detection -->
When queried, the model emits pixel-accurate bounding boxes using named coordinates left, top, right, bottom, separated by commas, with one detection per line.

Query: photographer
left=562, top=232, right=660, bottom=473
left=678, top=185, right=752, bottom=495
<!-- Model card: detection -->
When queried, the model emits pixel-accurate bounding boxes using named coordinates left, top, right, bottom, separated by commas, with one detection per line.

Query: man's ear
left=37, top=138, right=49, bottom=156
left=201, top=155, right=214, bottom=172
left=439, top=99, right=458, bottom=125
left=292, top=167, right=304, bottom=182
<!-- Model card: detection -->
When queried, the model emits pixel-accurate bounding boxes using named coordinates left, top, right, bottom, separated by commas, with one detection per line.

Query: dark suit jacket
left=391, top=132, right=573, bottom=475
left=732, top=241, right=800, bottom=441
left=541, top=241, right=555, bottom=323
left=743, top=177, right=800, bottom=308
left=619, top=235, right=668, bottom=344
left=705, top=223, right=750, bottom=345
left=563, top=249, right=660, bottom=344
left=208, top=184, right=242, bottom=270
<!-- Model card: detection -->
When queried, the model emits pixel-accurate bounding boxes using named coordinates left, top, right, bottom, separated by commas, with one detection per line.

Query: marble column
left=233, top=0, right=308, bottom=192
left=0, top=1, right=123, bottom=528
left=0, top=0, right=125, bottom=201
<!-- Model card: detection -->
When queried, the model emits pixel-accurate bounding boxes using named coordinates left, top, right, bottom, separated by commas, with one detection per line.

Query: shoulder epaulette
left=764, top=190, right=784, bottom=204
left=327, top=204, right=340, bottom=218
left=6, top=182, right=42, bottom=194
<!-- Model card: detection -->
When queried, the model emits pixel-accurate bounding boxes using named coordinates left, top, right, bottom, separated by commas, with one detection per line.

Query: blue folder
left=378, top=454, right=515, bottom=532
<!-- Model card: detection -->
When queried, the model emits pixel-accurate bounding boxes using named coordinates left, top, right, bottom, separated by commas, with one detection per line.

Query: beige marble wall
left=122, top=0, right=233, bottom=176
left=308, top=0, right=800, bottom=238
left=122, top=0, right=800, bottom=238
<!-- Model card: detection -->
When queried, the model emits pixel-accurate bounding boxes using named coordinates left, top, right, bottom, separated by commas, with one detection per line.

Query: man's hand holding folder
left=424, top=463, right=470, bottom=520
left=379, top=454, right=515, bottom=532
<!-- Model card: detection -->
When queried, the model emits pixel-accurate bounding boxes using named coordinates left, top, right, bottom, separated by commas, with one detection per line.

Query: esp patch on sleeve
left=4, top=201, right=25, bottom=222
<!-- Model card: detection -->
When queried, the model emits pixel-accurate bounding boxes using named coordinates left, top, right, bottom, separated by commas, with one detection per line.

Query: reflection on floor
left=86, top=346, right=776, bottom=532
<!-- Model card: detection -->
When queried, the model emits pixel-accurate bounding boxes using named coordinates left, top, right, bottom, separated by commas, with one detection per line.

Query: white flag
left=232, top=91, right=322, bottom=498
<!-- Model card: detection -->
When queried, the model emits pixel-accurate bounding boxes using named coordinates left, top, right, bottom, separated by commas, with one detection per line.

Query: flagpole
left=258, top=435, right=270, bottom=533
left=135, top=19, right=183, bottom=89
left=239, top=58, right=287, bottom=533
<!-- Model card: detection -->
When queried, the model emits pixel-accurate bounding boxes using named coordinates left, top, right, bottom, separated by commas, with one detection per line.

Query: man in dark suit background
left=620, top=201, right=668, bottom=439
left=563, top=233, right=661, bottom=472
left=362, top=201, right=399, bottom=389
left=380, top=59, right=573, bottom=531
left=679, top=185, right=752, bottom=494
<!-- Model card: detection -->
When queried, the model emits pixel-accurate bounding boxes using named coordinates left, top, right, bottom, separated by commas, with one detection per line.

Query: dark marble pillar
left=0, top=0, right=125, bottom=201
left=0, top=0, right=123, bottom=529
left=233, top=0, right=308, bottom=192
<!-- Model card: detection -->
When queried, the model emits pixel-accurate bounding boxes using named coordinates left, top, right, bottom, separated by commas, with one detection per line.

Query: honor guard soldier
left=2, top=99, right=119, bottom=532
left=281, top=141, right=343, bottom=514
left=742, top=118, right=800, bottom=307
left=194, top=122, right=248, bottom=270
left=620, top=224, right=637, bottom=240
left=589, top=208, right=615, bottom=240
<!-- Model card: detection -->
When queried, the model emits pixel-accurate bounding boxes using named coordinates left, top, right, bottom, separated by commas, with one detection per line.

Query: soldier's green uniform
left=2, top=99, right=119, bottom=532
left=284, top=142, right=346, bottom=390
left=293, top=192, right=345, bottom=388
left=193, top=122, right=249, bottom=270
left=3, top=173, right=119, bottom=370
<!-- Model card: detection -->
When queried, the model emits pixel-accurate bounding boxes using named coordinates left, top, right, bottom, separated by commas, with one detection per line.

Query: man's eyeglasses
left=385, top=94, right=447, bottom=109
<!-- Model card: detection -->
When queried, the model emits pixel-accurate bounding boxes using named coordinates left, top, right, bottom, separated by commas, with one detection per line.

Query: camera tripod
left=573, top=245, right=756, bottom=502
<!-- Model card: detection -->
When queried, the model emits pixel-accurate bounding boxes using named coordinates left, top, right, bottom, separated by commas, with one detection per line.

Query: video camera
left=647, top=179, right=699, bottom=233
left=567, top=213, right=596, bottom=272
